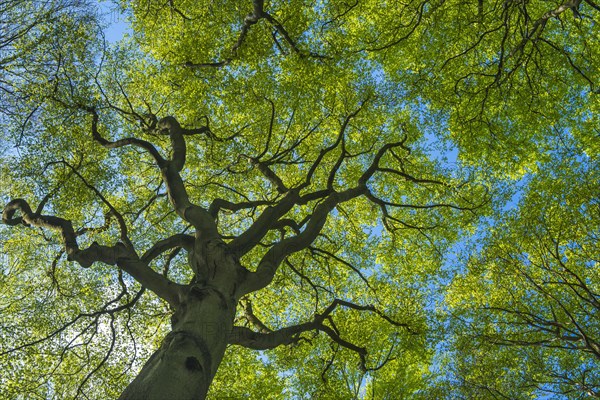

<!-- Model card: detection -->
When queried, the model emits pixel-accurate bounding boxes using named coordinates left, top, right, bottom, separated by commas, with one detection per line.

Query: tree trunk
left=119, top=239, right=244, bottom=400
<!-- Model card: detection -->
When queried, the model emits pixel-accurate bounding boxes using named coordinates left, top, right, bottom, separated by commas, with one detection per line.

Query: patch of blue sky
left=98, top=1, right=131, bottom=44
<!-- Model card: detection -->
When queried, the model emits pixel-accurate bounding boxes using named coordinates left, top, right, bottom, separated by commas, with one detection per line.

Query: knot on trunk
left=188, top=284, right=229, bottom=309
left=157, top=116, right=181, bottom=134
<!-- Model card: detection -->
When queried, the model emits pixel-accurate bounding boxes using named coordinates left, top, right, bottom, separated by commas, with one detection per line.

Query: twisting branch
left=358, top=137, right=410, bottom=185
left=229, top=298, right=413, bottom=370
left=153, top=116, right=220, bottom=238
left=2, top=198, right=182, bottom=307
left=524, top=0, right=583, bottom=42
left=229, top=323, right=313, bottom=350
left=3, top=198, right=109, bottom=266
left=86, top=109, right=218, bottom=239
left=321, top=299, right=415, bottom=333
left=184, top=0, right=264, bottom=69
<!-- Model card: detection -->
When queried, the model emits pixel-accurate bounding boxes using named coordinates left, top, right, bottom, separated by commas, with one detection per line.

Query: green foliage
left=446, top=135, right=599, bottom=397
left=1, top=0, right=598, bottom=398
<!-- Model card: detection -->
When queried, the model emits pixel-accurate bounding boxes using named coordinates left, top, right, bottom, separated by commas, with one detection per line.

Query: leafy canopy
left=0, top=0, right=598, bottom=398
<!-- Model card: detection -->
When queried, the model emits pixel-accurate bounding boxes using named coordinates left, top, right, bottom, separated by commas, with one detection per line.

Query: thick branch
left=141, top=233, right=195, bottom=264
left=239, top=186, right=365, bottom=294
left=229, top=190, right=300, bottom=256
left=208, top=198, right=274, bottom=218
left=155, top=116, right=220, bottom=239
left=230, top=298, right=411, bottom=370
left=237, top=136, right=448, bottom=294
left=229, top=105, right=370, bottom=257
left=229, top=323, right=313, bottom=350
left=2, top=198, right=182, bottom=306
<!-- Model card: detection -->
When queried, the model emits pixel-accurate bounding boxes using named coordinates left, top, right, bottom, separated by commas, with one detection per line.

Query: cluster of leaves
left=446, top=134, right=599, bottom=398
left=0, top=0, right=598, bottom=398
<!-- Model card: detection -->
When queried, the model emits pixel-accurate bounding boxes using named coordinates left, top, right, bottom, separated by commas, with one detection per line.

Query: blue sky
left=99, top=1, right=130, bottom=43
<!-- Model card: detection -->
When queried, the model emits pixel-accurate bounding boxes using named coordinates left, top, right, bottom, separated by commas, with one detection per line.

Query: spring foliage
left=1, top=0, right=598, bottom=398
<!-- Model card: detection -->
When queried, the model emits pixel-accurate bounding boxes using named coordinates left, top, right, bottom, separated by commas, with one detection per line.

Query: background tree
left=0, top=0, right=97, bottom=136
left=445, top=134, right=599, bottom=398
left=0, top=0, right=598, bottom=398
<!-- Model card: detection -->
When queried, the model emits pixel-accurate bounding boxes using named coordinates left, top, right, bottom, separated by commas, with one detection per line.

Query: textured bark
left=1, top=111, right=466, bottom=398
left=119, top=238, right=245, bottom=400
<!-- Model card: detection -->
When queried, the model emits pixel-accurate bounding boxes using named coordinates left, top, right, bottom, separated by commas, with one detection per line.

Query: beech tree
left=444, top=140, right=599, bottom=398
left=1, top=0, right=598, bottom=398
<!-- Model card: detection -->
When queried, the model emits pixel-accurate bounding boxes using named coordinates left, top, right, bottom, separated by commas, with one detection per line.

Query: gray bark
left=119, top=238, right=246, bottom=400
left=2, top=111, right=457, bottom=398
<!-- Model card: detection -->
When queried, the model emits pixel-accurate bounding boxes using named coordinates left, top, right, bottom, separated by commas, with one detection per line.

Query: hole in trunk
left=185, top=356, right=202, bottom=372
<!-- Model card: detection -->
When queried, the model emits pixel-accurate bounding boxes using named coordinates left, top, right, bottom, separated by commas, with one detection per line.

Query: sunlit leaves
left=1, top=0, right=598, bottom=397
left=445, top=138, right=599, bottom=397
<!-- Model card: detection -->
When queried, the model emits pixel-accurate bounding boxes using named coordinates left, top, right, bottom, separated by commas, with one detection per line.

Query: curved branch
left=141, top=233, right=195, bottom=264
left=365, top=190, right=479, bottom=213
left=239, top=186, right=365, bottom=294
left=308, top=246, right=373, bottom=291
left=155, top=116, right=220, bottom=239
left=208, top=198, right=274, bottom=219
left=2, top=198, right=182, bottom=306
left=229, top=298, right=412, bottom=371
left=358, top=137, right=410, bottom=185
left=88, top=108, right=166, bottom=167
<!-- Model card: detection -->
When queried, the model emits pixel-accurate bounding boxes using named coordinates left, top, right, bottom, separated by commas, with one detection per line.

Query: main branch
left=2, top=198, right=182, bottom=306
left=88, top=110, right=219, bottom=240
left=229, top=298, right=413, bottom=370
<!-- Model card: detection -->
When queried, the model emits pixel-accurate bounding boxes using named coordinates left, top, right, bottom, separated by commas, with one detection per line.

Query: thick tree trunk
left=119, top=239, right=244, bottom=400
